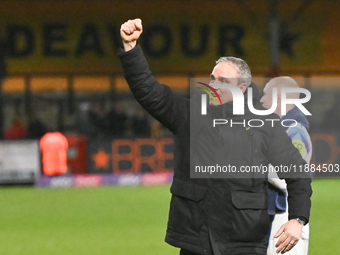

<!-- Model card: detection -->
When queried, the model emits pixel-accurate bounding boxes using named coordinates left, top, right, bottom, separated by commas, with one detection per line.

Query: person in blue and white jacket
left=261, top=76, right=312, bottom=255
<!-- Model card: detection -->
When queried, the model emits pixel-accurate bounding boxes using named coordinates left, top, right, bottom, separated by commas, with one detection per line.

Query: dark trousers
left=180, top=249, right=201, bottom=255
left=180, top=248, right=265, bottom=255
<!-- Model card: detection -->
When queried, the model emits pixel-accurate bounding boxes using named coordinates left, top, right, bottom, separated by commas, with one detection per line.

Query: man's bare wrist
left=123, top=41, right=137, bottom=51
left=292, top=218, right=306, bottom=226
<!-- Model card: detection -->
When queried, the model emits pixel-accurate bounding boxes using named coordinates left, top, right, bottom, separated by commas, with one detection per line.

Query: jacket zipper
left=247, top=127, right=256, bottom=190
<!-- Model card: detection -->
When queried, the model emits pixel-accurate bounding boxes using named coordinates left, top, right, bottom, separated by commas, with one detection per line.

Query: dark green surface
left=0, top=179, right=338, bottom=254
left=0, top=185, right=177, bottom=255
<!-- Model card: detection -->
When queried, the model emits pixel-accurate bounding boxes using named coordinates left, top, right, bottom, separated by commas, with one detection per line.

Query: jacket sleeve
left=117, top=44, right=188, bottom=133
left=266, top=123, right=312, bottom=223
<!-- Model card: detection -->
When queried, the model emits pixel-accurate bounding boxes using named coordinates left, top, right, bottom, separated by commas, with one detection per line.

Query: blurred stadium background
left=0, top=0, right=340, bottom=254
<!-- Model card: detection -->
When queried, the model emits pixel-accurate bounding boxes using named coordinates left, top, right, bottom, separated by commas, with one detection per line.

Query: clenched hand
left=120, top=18, right=143, bottom=51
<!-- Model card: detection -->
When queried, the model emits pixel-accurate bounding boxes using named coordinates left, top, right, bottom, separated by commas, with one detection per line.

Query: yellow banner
left=0, top=0, right=337, bottom=75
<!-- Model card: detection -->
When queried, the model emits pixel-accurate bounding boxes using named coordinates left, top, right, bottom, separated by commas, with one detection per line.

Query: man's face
left=260, top=82, right=274, bottom=110
left=209, top=62, right=241, bottom=105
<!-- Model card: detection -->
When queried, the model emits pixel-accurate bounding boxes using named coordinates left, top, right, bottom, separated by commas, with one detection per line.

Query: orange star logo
left=92, top=150, right=110, bottom=169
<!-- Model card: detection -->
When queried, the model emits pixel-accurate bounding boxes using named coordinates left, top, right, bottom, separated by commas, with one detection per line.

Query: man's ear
left=239, top=83, right=247, bottom=93
left=277, top=92, right=281, bottom=102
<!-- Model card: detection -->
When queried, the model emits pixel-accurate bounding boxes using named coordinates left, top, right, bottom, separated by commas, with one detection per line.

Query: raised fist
left=120, top=18, right=143, bottom=51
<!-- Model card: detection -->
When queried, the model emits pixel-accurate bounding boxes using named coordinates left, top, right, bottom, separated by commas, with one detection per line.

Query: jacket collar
left=281, top=106, right=310, bottom=130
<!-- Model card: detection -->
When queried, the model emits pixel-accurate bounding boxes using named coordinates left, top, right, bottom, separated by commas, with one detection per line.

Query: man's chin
left=209, top=100, right=221, bottom=106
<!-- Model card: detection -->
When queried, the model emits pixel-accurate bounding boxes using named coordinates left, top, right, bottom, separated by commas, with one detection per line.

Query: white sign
left=0, top=140, right=41, bottom=184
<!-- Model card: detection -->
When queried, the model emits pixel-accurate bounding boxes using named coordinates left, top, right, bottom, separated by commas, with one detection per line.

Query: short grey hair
left=215, top=57, right=252, bottom=86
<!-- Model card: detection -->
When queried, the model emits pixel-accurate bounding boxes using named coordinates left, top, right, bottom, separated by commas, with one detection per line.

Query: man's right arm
left=118, top=19, right=187, bottom=133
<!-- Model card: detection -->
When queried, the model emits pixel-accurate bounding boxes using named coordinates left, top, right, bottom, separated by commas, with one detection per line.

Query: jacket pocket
left=168, top=179, right=207, bottom=236
left=230, top=191, right=270, bottom=242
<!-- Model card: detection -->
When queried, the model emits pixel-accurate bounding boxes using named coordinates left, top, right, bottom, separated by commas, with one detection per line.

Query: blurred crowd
left=3, top=89, right=340, bottom=141
left=75, top=100, right=170, bottom=139
left=2, top=99, right=170, bottom=141
left=3, top=110, right=47, bottom=140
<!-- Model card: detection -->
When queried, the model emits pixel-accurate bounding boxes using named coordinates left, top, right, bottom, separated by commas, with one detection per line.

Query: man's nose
left=209, top=84, right=219, bottom=93
left=209, top=80, right=217, bottom=89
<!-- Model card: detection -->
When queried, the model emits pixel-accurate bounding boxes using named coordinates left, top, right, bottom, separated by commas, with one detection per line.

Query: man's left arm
left=266, top=124, right=312, bottom=253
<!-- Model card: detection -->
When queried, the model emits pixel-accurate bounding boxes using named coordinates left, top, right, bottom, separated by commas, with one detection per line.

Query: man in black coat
left=118, top=19, right=312, bottom=255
